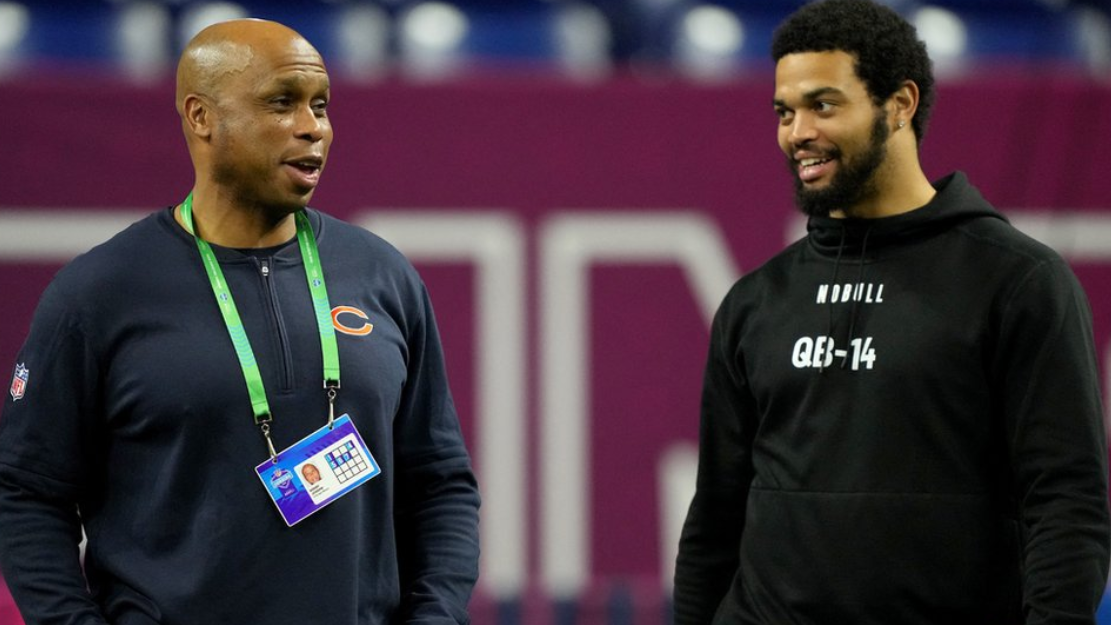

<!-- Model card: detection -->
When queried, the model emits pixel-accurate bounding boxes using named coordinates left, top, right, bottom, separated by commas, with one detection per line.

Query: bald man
left=0, top=19, right=480, bottom=625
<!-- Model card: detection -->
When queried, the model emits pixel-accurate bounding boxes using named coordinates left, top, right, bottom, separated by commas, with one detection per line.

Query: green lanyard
left=180, top=193, right=341, bottom=459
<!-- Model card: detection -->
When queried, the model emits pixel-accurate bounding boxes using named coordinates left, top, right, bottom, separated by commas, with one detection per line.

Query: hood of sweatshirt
left=802, top=172, right=1008, bottom=371
left=805, top=172, right=1006, bottom=258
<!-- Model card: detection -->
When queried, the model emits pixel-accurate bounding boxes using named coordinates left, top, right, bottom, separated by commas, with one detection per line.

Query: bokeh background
left=1, top=0, right=1111, bottom=623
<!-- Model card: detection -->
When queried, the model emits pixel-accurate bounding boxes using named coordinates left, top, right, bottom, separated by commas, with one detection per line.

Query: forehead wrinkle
left=240, top=46, right=328, bottom=97
left=287, top=36, right=325, bottom=65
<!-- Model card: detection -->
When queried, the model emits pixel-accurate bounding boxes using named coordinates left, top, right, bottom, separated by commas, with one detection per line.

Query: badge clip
left=260, top=422, right=278, bottom=463
left=326, top=381, right=339, bottom=430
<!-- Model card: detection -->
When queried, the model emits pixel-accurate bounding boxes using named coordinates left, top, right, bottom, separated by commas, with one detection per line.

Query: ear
left=889, top=79, right=920, bottom=130
left=181, top=94, right=214, bottom=140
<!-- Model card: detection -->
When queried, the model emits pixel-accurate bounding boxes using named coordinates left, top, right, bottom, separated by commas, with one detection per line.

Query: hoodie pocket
left=736, top=488, right=1018, bottom=623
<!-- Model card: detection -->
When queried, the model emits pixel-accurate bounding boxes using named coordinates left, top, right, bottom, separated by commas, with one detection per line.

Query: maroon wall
left=1, top=72, right=1110, bottom=622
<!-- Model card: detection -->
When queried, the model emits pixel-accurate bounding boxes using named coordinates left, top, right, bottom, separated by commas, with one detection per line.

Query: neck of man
left=830, top=138, right=937, bottom=220
left=175, top=183, right=299, bottom=248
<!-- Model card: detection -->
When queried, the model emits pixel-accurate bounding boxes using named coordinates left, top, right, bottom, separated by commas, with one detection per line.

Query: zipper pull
left=260, top=259, right=271, bottom=278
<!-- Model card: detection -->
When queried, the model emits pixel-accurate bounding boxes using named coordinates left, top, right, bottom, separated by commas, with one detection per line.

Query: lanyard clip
left=326, top=381, right=339, bottom=430
left=260, top=422, right=278, bottom=464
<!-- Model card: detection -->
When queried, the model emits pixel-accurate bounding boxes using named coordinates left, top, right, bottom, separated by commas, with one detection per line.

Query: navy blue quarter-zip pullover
left=0, top=207, right=480, bottom=624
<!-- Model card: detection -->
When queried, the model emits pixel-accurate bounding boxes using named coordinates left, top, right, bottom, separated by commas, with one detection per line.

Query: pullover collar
left=806, top=172, right=1005, bottom=258
left=159, top=206, right=324, bottom=263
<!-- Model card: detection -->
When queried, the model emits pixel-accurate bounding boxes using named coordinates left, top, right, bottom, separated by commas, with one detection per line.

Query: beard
left=790, top=112, right=890, bottom=218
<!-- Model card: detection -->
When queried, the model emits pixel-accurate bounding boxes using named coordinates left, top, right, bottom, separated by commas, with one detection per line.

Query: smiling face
left=208, top=34, right=332, bottom=214
left=774, top=50, right=893, bottom=218
left=302, top=463, right=321, bottom=484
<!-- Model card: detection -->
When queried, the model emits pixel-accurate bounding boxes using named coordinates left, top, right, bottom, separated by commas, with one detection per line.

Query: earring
left=897, top=120, right=906, bottom=129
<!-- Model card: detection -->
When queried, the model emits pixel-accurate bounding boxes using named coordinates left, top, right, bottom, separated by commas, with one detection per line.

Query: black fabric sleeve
left=674, top=295, right=758, bottom=625
left=392, top=284, right=481, bottom=625
left=993, top=259, right=1110, bottom=625
left=0, top=279, right=111, bottom=625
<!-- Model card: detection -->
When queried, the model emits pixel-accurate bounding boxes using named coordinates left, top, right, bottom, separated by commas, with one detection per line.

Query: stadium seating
left=0, top=0, right=1106, bottom=81
left=391, top=0, right=612, bottom=79
left=909, top=0, right=1110, bottom=73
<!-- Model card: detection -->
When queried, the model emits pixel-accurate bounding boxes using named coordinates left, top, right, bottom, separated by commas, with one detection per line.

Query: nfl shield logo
left=10, top=364, right=28, bottom=401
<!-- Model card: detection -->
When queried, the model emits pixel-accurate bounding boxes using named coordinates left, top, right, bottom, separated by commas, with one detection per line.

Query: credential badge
left=9, top=363, right=28, bottom=401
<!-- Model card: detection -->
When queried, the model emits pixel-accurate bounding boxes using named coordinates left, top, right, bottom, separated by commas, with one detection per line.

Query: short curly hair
left=771, top=0, right=935, bottom=143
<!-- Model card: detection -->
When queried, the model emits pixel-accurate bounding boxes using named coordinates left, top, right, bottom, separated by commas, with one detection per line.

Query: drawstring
left=841, top=225, right=873, bottom=369
left=821, top=225, right=848, bottom=373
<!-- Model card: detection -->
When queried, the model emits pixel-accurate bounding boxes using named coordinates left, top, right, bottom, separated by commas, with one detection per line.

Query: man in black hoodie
left=674, top=1, right=1110, bottom=623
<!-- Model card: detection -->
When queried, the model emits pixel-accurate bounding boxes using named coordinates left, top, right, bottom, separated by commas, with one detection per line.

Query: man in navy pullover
left=0, top=19, right=480, bottom=624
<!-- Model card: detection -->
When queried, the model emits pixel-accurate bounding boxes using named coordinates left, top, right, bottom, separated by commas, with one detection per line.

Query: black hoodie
left=675, top=173, right=1110, bottom=625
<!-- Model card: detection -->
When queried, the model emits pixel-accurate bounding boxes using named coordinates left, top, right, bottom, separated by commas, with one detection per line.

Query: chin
left=256, top=198, right=309, bottom=220
left=296, top=187, right=319, bottom=205
left=280, top=190, right=315, bottom=210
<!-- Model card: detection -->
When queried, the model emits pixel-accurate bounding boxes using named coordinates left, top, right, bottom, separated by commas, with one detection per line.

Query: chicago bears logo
left=9, top=363, right=28, bottom=401
left=331, top=306, right=373, bottom=336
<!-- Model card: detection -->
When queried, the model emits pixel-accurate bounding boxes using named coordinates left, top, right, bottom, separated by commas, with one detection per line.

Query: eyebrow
left=268, top=72, right=330, bottom=91
left=773, top=86, right=846, bottom=108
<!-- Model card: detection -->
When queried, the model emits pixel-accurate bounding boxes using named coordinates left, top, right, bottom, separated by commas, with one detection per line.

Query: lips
left=796, top=155, right=835, bottom=183
left=283, top=155, right=324, bottom=189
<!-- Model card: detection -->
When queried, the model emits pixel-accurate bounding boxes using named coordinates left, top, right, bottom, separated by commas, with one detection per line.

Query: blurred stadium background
left=1, top=1, right=1111, bottom=624
left=0, top=0, right=1108, bottom=80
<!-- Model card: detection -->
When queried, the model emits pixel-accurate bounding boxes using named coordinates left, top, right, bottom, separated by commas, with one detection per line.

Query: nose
left=294, top=105, right=327, bottom=142
left=788, top=111, right=819, bottom=146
